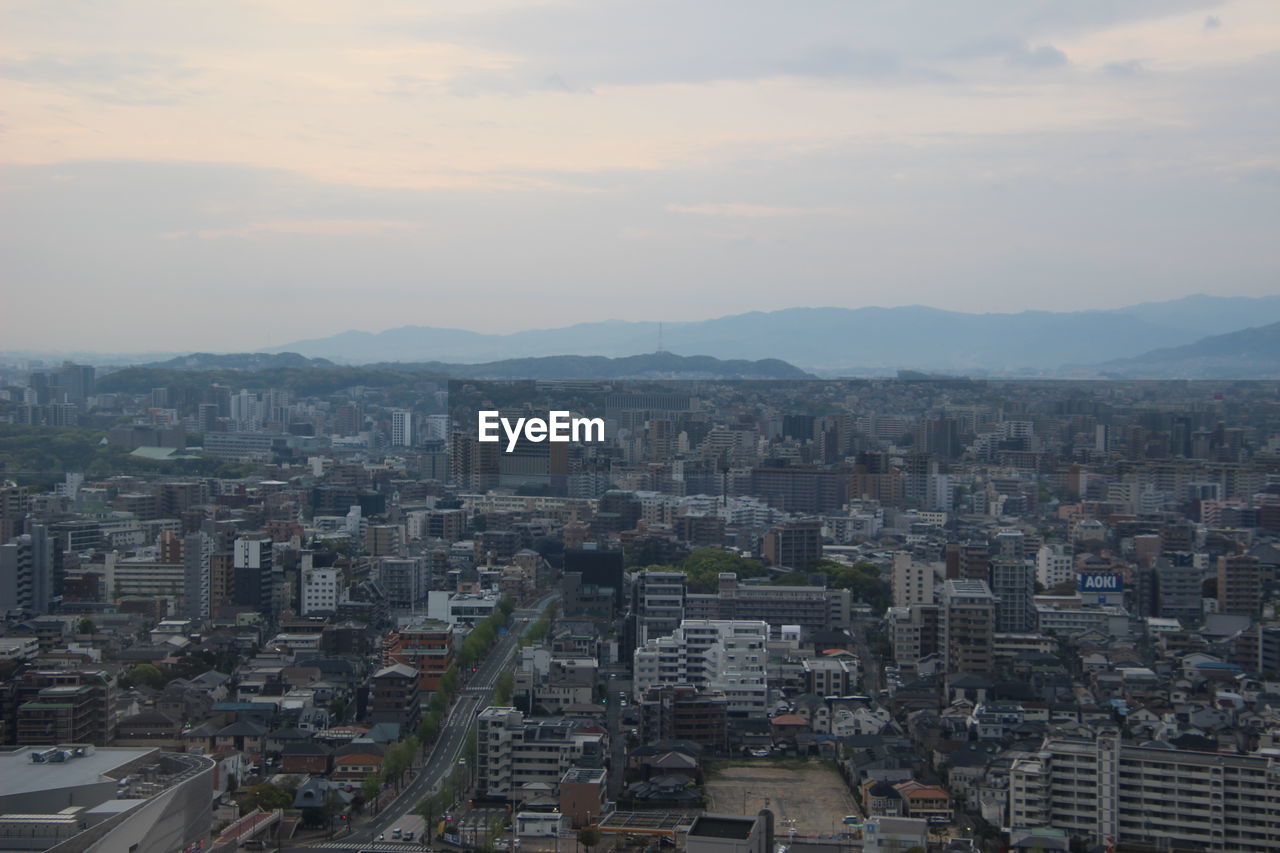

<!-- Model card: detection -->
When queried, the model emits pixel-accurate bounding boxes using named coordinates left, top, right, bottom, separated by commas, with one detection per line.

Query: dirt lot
left=703, top=759, right=856, bottom=838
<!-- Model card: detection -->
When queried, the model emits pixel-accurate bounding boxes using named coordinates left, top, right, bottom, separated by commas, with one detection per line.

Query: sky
left=2, top=0, right=1278, bottom=352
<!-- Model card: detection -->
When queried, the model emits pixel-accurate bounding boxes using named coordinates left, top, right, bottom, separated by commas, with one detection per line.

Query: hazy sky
left=2, top=0, right=1278, bottom=352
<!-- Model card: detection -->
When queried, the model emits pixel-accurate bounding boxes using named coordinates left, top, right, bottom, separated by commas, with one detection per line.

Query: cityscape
left=4, top=2, right=1280, bottom=853
left=3, top=367, right=1280, bottom=853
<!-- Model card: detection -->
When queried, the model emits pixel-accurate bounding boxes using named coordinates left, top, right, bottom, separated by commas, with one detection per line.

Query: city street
left=338, top=594, right=558, bottom=847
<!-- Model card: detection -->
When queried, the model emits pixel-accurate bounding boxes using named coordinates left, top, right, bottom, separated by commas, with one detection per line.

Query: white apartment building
left=632, top=619, right=769, bottom=717
left=476, top=707, right=606, bottom=799
left=1009, top=732, right=1280, bottom=851
left=391, top=409, right=413, bottom=447
left=892, top=552, right=938, bottom=608
left=1036, top=545, right=1075, bottom=589
left=301, top=567, right=339, bottom=616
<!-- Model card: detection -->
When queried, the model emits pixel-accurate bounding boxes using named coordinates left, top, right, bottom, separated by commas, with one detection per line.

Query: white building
left=1008, top=732, right=1280, bottom=851
left=301, top=567, right=339, bottom=616
left=391, top=409, right=413, bottom=447
left=632, top=619, right=769, bottom=717
left=1036, top=545, right=1074, bottom=589
left=475, top=707, right=605, bottom=799
left=892, top=552, right=938, bottom=608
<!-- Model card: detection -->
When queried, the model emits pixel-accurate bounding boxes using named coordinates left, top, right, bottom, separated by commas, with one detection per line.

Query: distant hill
left=1093, top=321, right=1280, bottom=378
left=146, top=352, right=336, bottom=370
left=264, top=294, right=1280, bottom=371
left=98, top=351, right=811, bottom=393
left=390, top=352, right=812, bottom=380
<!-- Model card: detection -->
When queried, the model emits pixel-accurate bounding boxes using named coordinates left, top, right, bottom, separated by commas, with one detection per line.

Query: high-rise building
left=300, top=566, right=339, bottom=616
left=1218, top=554, right=1262, bottom=616
left=762, top=518, right=822, bottom=570
left=391, top=409, right=413, bottom=447
left=991, top=558, right=1035, bottom=633
left=0, top=483, right=28, bottom=550
left=888, top=603, right=940, bottom=672
left=892, top=553, right=937, bottom=608
left=232, top=536, right=274, bottom=616
left=0, top=527, right=53, bottom=615
left=381, top=620, right=454, bottom=692
left=1035, top=545, right=1074, bottom=589
left=476, top=706, right=606, bottom=800
left=630, top=569, right=687, bottom=647
left=632, top=619, right=769, bottom=717
left=182, top=531, right=213, bottom=620
left=1009, top=732, right=1280, bottom=851
left=939, top=579, right=995, bottom=677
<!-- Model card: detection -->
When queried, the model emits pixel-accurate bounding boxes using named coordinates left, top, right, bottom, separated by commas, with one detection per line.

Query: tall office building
left=0, top=526, right=53, bottom=615
left=991, top=558, right=1035, bottom=633
left=939, top=579, right=995, bottom=677
left=182, top=531, right=213, bottom=620
left=391, top=409, right=413, bottom=447
left=762, top=518, right=822, bottom=570
left=630, top=569, right=687, bottom=646
left=232, top=536, right=274, bottom=616
left=1218, top=554, right=1262, bottom=616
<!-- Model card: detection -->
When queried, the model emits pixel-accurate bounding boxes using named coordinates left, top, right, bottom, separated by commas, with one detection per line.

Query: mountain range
left=265, top=294, right=1280, bottom=373
left=1094, top=321, right=1280, bottom=379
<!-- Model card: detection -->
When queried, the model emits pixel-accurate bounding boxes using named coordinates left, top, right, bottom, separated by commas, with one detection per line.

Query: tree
left=361, top=772, right=383, bottom=812
left=242, top=782, right=294, bottom=812
left=417, top=711, right=441, bottom=749
left=417, top=792, right=444, bottom=841
left=123, top=663, right=166, bottom=689
left=75, top=617, right=96, bottom=634
left=577, top=827, right=602, bottom=853
left=494, top=671, right=514, bottom=705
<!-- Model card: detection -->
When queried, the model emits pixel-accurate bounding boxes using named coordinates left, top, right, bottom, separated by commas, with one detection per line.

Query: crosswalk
left=311, top=842, right=431, bottom=851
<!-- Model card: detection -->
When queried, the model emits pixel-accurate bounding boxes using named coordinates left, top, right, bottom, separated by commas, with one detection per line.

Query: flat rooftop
left=688, top=815, right=757, bottom=840
left=0, top=746, right=156, bottom=801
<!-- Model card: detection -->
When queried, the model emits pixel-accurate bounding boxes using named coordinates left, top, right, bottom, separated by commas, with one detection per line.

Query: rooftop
left=688, top=814, right=757, bottom=840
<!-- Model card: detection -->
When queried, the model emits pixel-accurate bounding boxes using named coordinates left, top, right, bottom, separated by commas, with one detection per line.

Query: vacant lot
left=703, top=759, right=856, bottom=837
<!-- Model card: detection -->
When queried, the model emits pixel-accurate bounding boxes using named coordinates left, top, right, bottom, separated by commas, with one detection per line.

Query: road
left=344, top=594, right=558, bottom=845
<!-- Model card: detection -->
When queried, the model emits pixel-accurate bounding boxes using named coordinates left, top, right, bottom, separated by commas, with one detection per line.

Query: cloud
left=0, top=52, right=201, bottom=105
left=1102, top=59, right=1145, bottom=76
left=1204, top=14, right=1223, bottom=31
left=1005, top=44, right=1070, bottom=69
left=666, top=203, right=847, bottom=218
left=164, top=219, right=424, bottom=240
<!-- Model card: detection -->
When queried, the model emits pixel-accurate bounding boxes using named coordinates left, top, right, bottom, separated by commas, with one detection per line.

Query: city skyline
left=3, top=0, right=1279, bottom=351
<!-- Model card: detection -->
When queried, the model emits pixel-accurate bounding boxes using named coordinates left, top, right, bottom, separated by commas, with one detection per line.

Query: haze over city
left=3, top=0, right=1279, bottom=352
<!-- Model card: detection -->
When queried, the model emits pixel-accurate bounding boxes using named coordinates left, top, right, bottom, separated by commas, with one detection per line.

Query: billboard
left=1077, top=572, right=1124, bottom=593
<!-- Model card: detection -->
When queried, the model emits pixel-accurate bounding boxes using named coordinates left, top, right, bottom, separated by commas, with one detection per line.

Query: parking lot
left=703, top=759, right=857, bottom=838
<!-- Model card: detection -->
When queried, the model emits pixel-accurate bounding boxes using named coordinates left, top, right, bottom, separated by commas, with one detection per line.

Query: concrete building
left=300, top=566, right=339, bottom=616
left=475, top=707, right=606, bottom=800
left=637, top=684, right=729, bottom=752
left=686, top=572, right=850, bottom=633
left=630, top=569, right=687, bottom=646
left=1008, top=732, right=1280, bottom=851
left=991, top=558, right=1035, bottom=633
left=891, top=552, right=937, bottom=608
left=391, top=409, right=413, bottom=447
left=633, top=619, right=769, bottom=717
left=939, top=580, right=995, bottom=677
left=685, top=813, right=772, bottom=853
left=0, top=744, right=214, bottom=853
left=382, top=620, right=454, bottom=692
left=762, top=518, right=822, bottom=570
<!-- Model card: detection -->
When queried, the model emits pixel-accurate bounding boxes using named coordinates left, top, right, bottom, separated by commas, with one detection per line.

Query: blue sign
left=1078, top=573, right=1123, bottom=592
